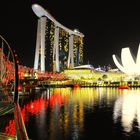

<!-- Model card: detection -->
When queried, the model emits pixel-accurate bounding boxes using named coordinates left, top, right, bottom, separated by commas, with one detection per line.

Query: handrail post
left=13, top=58, right=18, bottom=103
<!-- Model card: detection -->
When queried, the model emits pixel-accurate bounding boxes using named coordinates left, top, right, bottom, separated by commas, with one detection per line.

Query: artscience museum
left=112, top=44, right=140, bottom=76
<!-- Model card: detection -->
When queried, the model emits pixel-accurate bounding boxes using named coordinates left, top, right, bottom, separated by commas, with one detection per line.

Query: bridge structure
left=0, top=35, right=29, bottom=140
left=32, top=4, right=84, bottom=72
left=0, top=34, right=70, bottom=91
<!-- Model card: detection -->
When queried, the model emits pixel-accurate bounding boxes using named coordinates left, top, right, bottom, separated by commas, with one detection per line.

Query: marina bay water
left=1, top=87, right=140, bottom=139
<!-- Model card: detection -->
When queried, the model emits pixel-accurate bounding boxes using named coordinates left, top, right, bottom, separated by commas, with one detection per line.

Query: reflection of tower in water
left=47, top=87, right=98, bottom=139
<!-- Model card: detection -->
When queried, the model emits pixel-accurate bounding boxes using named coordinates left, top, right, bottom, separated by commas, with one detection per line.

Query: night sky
left=1, top=1, right=140, bottom=68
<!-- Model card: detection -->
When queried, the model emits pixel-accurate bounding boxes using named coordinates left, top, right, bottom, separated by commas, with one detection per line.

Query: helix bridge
left=0, top=35, right=29, bottom=140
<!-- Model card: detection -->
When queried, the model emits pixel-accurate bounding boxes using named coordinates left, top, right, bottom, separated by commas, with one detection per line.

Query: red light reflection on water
left=5, top=120, right=16, bottom=137
left=5, top=92, right=68, bottom=136
left=22, top=98, right=47, bottom=118
left=49, top=94, right=66, bottom=108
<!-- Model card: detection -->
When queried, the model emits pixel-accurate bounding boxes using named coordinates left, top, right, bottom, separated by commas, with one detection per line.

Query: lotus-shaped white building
left=112, top=44, right=140, bottom=75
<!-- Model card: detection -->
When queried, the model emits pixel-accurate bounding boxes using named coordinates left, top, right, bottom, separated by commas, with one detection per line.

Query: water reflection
left=16, top=87, right=97, bottom=139
left=114, top=89, right=140, bottom=133
left=1, top=87, right=132, bottom=139
left=23, top=87, right=120, bottom=140
left=38, top=87, right=98, bottom=140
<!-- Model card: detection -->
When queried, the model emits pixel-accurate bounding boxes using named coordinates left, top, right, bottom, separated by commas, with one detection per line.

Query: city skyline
left=1, top=1, right=140, bottom=68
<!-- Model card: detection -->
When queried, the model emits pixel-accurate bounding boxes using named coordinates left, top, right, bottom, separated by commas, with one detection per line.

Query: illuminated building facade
left=73, top=35, right=84, bottom=66
left=58, top=29, right=69, bottom=71
left=32, top=4, right=84, bottom=72
left=112, top=44, right=140, bottom=75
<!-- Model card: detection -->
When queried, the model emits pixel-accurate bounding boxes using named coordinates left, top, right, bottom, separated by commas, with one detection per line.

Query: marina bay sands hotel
left=32, top=4, right=84, bottom=72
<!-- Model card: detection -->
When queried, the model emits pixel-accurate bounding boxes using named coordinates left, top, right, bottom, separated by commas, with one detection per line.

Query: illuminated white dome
left=112, top=44, right=140, bottom=75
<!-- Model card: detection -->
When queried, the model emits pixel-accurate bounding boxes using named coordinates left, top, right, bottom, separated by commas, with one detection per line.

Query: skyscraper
left=32, top=4, right=84, bottom=72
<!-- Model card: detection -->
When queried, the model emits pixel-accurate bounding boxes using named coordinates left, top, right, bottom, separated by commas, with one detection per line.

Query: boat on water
left=118, top=85, right=130, bottom=89
left=74, top=84, right=80, bottom=87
